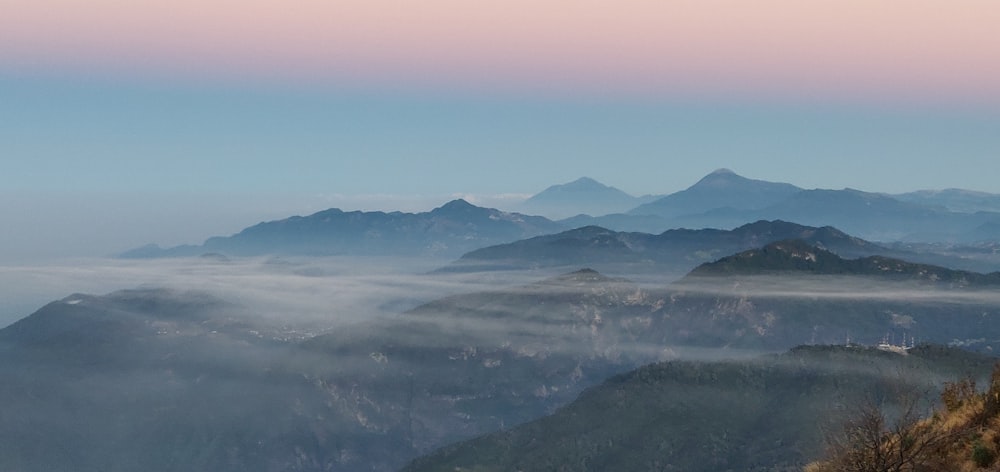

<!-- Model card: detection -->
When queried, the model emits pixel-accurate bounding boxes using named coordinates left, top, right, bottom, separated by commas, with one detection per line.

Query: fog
left=0, top=255, right=556, bottom=330
left=6, top=254, right=1000, bottom=342
left=5, top=251, right=1000, bottom=472
left=675, top=274, right=1000, bottom=305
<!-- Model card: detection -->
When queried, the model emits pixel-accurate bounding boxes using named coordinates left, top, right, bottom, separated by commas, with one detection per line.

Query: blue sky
left=3, top=74, right=1000, bottom=263
left=6, top=75, right=1000, bottom=197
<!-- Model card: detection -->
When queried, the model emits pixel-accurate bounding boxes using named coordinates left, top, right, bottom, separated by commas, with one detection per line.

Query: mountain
left=518, top=177, right=658, bottom=219
left=443, top=220, right=891, bottom=274
left=689, top=239, right=1000, bottom=285
left=404, top=345, right=997, bottom=472
left=629, top=168, right=802, bottom=218
left=121, top=199, right=565, bottom=259
left=894, top=188, right=1000, bottom=214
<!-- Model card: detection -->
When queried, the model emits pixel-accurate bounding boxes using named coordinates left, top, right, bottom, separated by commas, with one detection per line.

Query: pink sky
left=2, top=0, right=999, bottom=103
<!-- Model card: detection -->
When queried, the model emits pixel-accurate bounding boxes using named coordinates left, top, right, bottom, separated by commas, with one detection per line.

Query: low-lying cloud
left=674, top=274, right=1000, bottom=305
left=0, top=255, right=556, bottom=330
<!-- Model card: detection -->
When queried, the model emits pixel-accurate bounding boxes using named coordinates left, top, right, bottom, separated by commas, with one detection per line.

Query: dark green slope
left=403, top=345, right=996, bottom=472
left=689, top=238, right=1000, bottom=285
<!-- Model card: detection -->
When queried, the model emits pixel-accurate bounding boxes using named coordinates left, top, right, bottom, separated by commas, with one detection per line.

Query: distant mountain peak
left=528, top=177, right=629, bottom=198
left=520, top=177, right=645, bottom=219
left=691, top=168, right=753, bottom=187
left=566, top=176, right=602, bottom=187
left=431, top=198, right=482, bottom=215
left=629, top=170, right=802, bottom=218
left=438, top=198, right=475, bottom=209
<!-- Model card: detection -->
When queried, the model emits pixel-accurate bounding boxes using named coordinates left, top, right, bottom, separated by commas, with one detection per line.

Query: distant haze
left=0, top=255, right=548, bottom=329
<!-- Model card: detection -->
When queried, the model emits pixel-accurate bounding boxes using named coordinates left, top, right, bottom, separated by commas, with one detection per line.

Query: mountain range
left=559, top=170, right=1000, bottom=242
left=893, top=188, right=1000, bottom=214
left=121, top=199, right=564, bottom=259
left=121, top=170, right=1000, bottom=265
left=8, top=237, right=1000, bottom=470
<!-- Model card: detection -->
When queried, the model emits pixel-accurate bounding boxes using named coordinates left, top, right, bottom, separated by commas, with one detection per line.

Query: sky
left=2, top=0, right=1000, bottom=262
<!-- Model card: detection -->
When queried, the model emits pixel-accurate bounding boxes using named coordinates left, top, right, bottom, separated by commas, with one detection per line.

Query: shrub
left=972, top=440, right=995, bottom=468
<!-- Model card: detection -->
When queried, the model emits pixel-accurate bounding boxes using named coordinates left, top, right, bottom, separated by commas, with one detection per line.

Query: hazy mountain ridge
left=121, top=199, right=564, bottom=259
left=747, top=188, right=967, bottom=241
left=518, top=177, right=659, bottom=219
left=118, top=170, right=1000, bottom=268
left=559, top=170, right=1000, bottom=243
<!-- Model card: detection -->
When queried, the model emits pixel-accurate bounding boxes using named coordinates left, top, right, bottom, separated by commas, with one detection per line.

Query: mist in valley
left=4, top=243, right=1000, bottom=471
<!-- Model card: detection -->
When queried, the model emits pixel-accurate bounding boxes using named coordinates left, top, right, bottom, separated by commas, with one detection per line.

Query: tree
left=810, top=389, right=970, bottom=472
